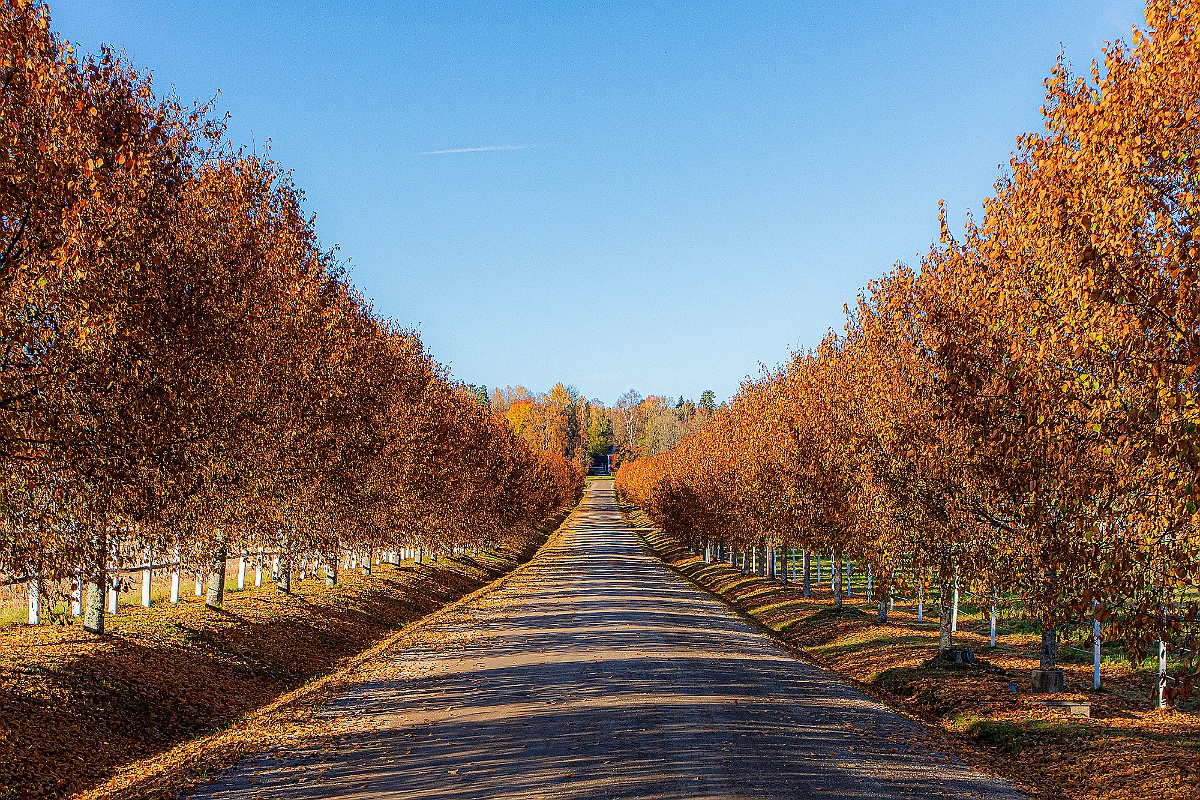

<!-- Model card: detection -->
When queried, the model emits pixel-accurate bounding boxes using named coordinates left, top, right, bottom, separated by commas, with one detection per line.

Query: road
left=196, top=480, right=1021, bottom=799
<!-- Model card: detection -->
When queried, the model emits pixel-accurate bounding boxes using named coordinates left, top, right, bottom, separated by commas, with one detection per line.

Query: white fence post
left=28, top=577, right=40, bottom=625
left=950, top=570, right=959, bottom=633
left=141, top=550, right=152, bottom=608
left=989, top=588, right=998, bottom=647
left=1156, top=639, right=1168, bottom=709
left=71, top=568, right=82, bottom=617
left=107, top=572, right=119, bottom=615
left=170, top=558, right=181, bottom=604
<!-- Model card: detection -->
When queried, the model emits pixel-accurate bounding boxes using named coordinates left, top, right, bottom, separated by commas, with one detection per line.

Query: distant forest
left=469, top=384, right=719, bottom=472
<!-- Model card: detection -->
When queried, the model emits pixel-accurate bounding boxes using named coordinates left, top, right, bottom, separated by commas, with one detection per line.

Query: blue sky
left=52, top=1, right=1145, bottom=405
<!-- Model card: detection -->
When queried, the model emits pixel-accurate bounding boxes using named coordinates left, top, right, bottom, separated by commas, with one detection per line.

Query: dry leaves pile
left=0, top=530, right=549, bottom=800
left=634, top=512, right=1198, bottom=800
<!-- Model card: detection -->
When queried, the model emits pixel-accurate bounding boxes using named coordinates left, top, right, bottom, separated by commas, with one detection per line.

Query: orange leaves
left=0, top=0, right=581, bottom=643
left=619, top=0, right=1200, bottom=702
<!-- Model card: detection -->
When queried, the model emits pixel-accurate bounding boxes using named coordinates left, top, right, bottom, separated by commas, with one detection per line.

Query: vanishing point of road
left=197, top=480, right=1021, bottom=799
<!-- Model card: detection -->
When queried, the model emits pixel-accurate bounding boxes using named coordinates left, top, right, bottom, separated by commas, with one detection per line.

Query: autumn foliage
left=0, top=0, right=582, bottom=633
left=618, top=0, right=1200, bottom=707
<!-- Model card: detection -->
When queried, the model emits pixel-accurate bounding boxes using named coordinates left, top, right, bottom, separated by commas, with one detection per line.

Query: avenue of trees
left=0, top=0, right=582, bottom=633
left=480, top=384, right=717, bottom=473
left=618, top=0, right=1200, bottom=707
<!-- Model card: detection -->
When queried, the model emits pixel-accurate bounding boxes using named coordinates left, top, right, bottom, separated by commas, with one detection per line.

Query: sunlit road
left=197, top=480, right=1021, bottom=799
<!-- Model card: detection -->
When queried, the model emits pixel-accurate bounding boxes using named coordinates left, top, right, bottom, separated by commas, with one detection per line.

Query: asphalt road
left=195, top=480, right=1021, bottom=799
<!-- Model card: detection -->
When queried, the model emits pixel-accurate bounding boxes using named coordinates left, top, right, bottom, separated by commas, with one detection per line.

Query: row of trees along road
left=0, top=0, right=583, bottom=632
left=481, top=384, right=719, bottom=475
left=617, top=0, right=1200, bottom=709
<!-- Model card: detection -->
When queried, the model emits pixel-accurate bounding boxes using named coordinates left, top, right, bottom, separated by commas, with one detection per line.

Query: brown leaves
left=617, top=0, right=1200, bottom=706
left=0, top=538, right=542, bottom=800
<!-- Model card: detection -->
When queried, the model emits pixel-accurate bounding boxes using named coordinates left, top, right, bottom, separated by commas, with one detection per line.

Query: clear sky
left=51, top=1, right=1145, bottom=405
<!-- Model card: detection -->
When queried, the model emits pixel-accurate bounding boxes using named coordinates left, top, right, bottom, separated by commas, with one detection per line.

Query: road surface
left=196, top=480, right=1021, bottom=799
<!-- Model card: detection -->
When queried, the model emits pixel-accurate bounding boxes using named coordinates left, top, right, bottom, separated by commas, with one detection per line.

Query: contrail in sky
left=419, top=144, right=535, bottom=155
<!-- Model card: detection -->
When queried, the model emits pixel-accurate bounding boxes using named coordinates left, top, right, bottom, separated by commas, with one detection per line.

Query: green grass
left=958, top=716, right=1088, bottom=754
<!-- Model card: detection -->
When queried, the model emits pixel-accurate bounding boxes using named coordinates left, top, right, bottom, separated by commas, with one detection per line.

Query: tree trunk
left=832, top=550, right=843, bottom=609
left=938, top=572, right=954, bottom=652
left=1039, top=567, right=1057, bottom=668
left=802, top=550, right=811, bottom=597
left=361, top=550, right=371, bottom=576
left=82, top=527, right=107, bottom=635
left=877, top=597, right=888, bottom=623
left=206, top=542, right=228, bottom=609
left=325, top=559, right=337, bottom=587
left=277, top=556, right=292, bottom=594
left=766, top=542, right=775, bottom=579
left=1039, top=616, right=1058, bottom=668
left=83, top=570, right=105, bottom=634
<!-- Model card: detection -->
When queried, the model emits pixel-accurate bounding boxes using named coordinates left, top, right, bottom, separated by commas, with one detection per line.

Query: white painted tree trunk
left=845, top=554, right=851, bottom=597
left=1092, top=601, right=1101, bottom=689
left=195, top=571, right=203, bottom=597
left=255, top=552, right=263, bottom=587
left=170, top=561, right=181, bottom=604
left=237, top=552, right=247, bottom=590
left=816, top=554, right=822, bottom=586
left=28, top=578, right=40, bottom=625
left=866, top=564, right=872, bottom=605
left=917, top=581, right=924, bottom=622
left=272, top=553, right=280, bottom=579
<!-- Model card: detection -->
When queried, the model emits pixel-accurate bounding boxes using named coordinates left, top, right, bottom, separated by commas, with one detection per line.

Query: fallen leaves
left=0, top=533, right=548, bottom=800
left=634, top=512, right=1200, bottom=800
